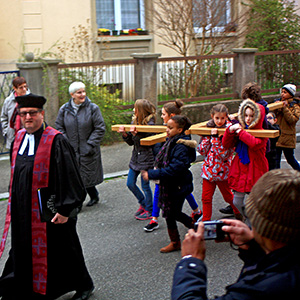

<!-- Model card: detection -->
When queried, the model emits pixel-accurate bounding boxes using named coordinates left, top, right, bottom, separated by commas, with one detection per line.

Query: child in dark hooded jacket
left=142, top=115, right=196, bottom=253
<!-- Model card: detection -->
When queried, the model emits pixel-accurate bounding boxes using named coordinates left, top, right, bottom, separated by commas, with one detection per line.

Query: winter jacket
left=1, top=90, right=30, bottom=149
left=172, top=240, right=300, bottom=300
left=55, top=97, right=105, bottom=188
left=148, top=134, right=196, bottom=198
left=197, top=120, right=234, bottom=182
left=274, top=97, right=300, bottom=149
left=222, top=100, right=268, bottom=193
left=122, top=118, right=156, bottom=171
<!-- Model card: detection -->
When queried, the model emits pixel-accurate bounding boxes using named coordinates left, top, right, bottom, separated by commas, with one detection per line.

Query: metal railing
left=0, top=70, right=20, bottom=155
left=157, top=53, right=238, bottom=104
left=0, top=70, right=20, bottom=106
left=57, top=60, right=137, bottom=106
left=255, top=49, right=300, bottom=94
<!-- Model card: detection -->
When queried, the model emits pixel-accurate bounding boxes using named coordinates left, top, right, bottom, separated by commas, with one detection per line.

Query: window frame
left=193, top=0, right=231, bottom=34
left=96, top=0, right=145, bottom=30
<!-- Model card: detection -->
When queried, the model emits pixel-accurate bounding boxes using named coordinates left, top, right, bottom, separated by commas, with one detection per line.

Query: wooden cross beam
left=187, top=127, right=279, bottom=138
left=111, top=124, right=166, bottom=133
left=139, top=127, right=279, bottom=145
left=139, top=132, right=167, bottom=146
left=229, top=101, right=283, bottom=120
left=112, top=101, right=283, bottom=146
left=267, top=101, right=283, bottom=111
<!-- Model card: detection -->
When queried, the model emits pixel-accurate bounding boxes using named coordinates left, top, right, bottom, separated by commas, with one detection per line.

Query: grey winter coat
left=55, top=97, right=105, bottom=188
left=1, top=90, right=30, bottom=149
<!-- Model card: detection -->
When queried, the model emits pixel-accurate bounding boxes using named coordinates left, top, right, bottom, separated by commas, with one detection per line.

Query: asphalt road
left=0, top=141, right=299, bottom=299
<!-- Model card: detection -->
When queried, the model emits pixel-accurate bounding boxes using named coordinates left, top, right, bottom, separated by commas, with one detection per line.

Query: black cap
left=16, top=93, right=46, bottom=109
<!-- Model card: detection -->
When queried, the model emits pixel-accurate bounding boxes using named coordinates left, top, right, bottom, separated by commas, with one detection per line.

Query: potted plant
left=112, top=30, right=118, bottom=36
left=136, top=28, right=148, bottom=35
left=98, top=28, right=111, bottom=36
left=120, top=30, right=129, bottom=35
left=128, top=29, right=138, bottom=36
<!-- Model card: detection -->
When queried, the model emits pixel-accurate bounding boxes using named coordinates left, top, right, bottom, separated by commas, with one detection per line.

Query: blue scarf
left=235, top=125, right=250, bottom=164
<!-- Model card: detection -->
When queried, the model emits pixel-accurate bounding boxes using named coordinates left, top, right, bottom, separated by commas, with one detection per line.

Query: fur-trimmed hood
left=176, top=139, right=197, bottom=148
left=238, top=99, right=263, bottom=129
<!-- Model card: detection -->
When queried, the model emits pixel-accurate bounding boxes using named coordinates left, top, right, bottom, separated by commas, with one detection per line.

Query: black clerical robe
left=0, top=124, right=93, bottom=299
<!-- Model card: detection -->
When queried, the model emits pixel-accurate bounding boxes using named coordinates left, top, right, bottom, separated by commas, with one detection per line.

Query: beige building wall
left=1, top=0, right=300, bottom=71
left=0, top=0, right=94, bottom=70
left=0, top=0, right=24, bottom=70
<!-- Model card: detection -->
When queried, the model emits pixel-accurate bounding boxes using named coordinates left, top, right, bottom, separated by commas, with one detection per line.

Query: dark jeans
left=276, top=147, right=300, bottom=171
left=166, top=194, right=193, bottom=231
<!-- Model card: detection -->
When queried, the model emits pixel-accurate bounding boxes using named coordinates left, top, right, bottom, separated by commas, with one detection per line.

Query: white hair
left=69, top=81, right=85, bottom=94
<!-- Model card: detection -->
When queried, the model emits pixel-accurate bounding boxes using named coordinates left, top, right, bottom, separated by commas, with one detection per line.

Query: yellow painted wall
left=1, top=0, right=299, bottom=71
left=0, top=0, right=24, bottom=68
left=0, top=0, right=94, bottom=69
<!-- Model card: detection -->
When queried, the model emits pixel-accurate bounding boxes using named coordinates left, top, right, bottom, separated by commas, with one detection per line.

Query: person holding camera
left=172, top=169, right=300, bottom=300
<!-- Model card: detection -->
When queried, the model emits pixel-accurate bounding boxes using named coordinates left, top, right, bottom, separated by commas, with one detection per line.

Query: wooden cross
left=111, top=101, right=283, bottom=145
left=111, top=124, right=166, bottom=133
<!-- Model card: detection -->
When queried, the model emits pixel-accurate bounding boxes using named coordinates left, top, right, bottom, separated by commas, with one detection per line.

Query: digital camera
left=194, top=220, right=225, bottom=240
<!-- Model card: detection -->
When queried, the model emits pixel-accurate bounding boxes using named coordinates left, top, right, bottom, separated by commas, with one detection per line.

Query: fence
left=255, top=49, right=300, bottom=94
left=57, top=60, right=136, bottom=106
left=157, top=54, right=236, bottom=105
left=3, top=49, right=300, bottom=116
left=0, top=70, right=20, bottom=106
left=57, top=54, right=239, bottom=108
left=55, top=50, right=300, bottom=109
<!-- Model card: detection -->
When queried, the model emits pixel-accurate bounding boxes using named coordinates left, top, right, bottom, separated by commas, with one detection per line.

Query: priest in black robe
left=0, top=94, right=94, bottom=300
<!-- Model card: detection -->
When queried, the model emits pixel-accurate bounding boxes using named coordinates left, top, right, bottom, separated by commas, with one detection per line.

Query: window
left=96, top=0, right=145, bottom=30
left=193, top=0, right=231, bottom=32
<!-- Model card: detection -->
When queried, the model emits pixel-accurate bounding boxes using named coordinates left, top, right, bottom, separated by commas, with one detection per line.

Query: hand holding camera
left=181, top=222, right=206, bottom=260
left=181, top=219, right=254, bottom=260
left=221, top=219, right=254, bottom=250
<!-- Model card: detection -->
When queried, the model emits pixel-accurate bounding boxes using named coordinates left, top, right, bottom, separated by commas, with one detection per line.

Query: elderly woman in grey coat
left=55, top=81, right=106, bottom=208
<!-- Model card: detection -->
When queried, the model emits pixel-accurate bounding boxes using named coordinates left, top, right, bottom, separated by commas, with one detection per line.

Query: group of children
left=118, top=82, right=300, bottom=253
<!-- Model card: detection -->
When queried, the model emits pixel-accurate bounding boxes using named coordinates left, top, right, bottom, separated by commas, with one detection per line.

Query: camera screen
left=204, top=224, right=218, bottom=239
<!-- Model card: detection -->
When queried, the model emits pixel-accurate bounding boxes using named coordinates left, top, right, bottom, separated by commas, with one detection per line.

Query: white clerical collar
left=18, top=133, right=35, bottom=156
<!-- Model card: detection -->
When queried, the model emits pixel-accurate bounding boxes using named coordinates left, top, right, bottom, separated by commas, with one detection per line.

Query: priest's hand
left=51, top=213, right=69, bottom=224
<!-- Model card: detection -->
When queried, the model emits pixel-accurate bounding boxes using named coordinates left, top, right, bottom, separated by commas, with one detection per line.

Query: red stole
left=0, top=126, right=60, bottom=295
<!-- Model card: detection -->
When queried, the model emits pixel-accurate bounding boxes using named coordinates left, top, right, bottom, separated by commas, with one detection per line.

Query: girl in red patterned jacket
left=198, top=104, right=241, bottom=221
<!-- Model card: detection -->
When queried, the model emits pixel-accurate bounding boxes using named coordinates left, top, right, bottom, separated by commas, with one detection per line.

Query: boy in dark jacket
left=266, top=111, right=280, bottom=170
left=172, top=169, right=300, bottom=300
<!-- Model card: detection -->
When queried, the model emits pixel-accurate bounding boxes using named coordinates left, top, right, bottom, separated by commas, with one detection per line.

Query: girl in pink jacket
left=198, top=104, right=241, bottom=221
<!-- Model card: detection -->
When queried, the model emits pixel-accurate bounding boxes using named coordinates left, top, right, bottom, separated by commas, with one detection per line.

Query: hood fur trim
left=176, top=139, right=197, bottom=148
left=238, top=99, right=261, bottom=129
